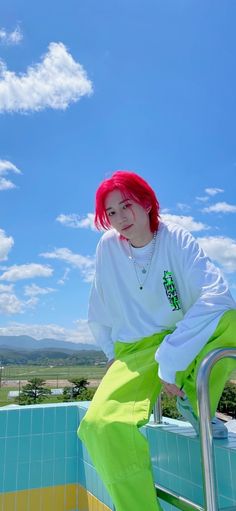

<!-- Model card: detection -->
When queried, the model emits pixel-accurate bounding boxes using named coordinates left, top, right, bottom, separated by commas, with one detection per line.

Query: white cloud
left=24, top=283, right=55, bottom=297
left=41, top=248, right=95, bottom=282
left=0, top=293, right=23, bottom=314
left=0, top=42, right=93, bottom=113
left=57, top=268, right=71, bottom=285
left=176, top=203, right=191, bottom=212
left=161, top=214, right=209, bottom=232
left=197, top=236, right=236, bottom=273
left=0, top=263, right=53, bottom=282
left=202, top=202, right=236, bottom=214
left=195, top=196, right=209, bottom=203
left=205, top=187, right=224, bottom=196
left=0, top=26, right=23, bottom=46
left=0, top=319, right=95, bottom=344
left=0, top=284, right=14, bottom=292
left=0, top=228, right=14, bottom=260
left=56, top=213, right=96, bottom=230
left=0, top=159, right=22, bottom=190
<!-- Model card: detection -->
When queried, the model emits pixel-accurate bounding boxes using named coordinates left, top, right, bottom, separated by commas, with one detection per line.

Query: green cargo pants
left=78, top=309, right=236, bottom=511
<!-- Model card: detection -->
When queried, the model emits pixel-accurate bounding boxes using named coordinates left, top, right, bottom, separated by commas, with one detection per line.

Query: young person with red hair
left=78, top=170, right=236, bottom=511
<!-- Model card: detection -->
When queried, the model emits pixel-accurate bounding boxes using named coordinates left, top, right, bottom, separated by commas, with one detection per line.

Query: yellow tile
left=41, top=486, right=54, bottom=511
left=65, top=483, right=77, bottom=510
left=54, top=485, right=66, bottom=511
left=28, top=488, right=42, bottom=511
left=15, top=490, right=29, bottom=511
left=2, top=492, right=16, bottom=511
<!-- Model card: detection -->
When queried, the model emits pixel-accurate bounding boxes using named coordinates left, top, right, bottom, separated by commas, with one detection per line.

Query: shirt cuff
left=157, top=364, right=176, bottom=384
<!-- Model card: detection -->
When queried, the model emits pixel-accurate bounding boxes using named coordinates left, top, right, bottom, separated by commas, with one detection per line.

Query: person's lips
left=122, top=224, right=133, bottom=231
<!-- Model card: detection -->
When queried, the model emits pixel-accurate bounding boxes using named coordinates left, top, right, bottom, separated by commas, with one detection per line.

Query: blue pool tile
left=166, top=474, right=181, bottom=494
left=3, top=461, right=17, bottom=492
left=42, top=433, right=54, bottom=460
left=42, top=460, right=54, bottom=487
left=6, top=410, right=19, bottom=437
left=176, top=436, right=191, bottom=482
left=66, top=406, right=79, bottom=431
left=53, top=458, right=66, bottom=485
left=16, top=462, right=30, bottom=490
left=229, top=452, right=236, bottom=501
left=19, top=409, right=32, bottom=436
left=0, top=438, right=6, bottom=466
left=55, top=406, right=67, bottom=432
left=166, top=433, right=179, bottom=475
left=215, top=447, right=233, bottom=500
left=5, top=437, right=19, bottom=462
left=54, top=433, right=66, bottom=459
left=31, top=409, right=43, bottom=435
left=30, top=435, right=43, bottom=462
left=188, top=439, right=202, bottom=485
left=43, top=408, right=55, bottom=434
left=78, top=460, right=86, bottom=487
left=66, top=458, right=77, bottom=483
left=0, top=412, right=7, bottom=437
left=66, top=432, right=78, bottom=457
left=18, top=435, right=31, bottom=463
left=29, top=461, right=42, bottom=488
left=192, top=484, right=204, bottom=506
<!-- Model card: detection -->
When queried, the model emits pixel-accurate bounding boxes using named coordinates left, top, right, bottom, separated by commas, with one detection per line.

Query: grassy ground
left=0, top=364, right=106, bottom=381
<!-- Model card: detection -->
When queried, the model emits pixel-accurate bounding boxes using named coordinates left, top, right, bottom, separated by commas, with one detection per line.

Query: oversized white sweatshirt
left=88, top=220, right=236, bottom=383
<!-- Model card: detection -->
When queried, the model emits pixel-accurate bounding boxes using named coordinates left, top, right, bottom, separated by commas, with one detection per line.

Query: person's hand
left=160, top=379, right=185, bottom=398
left=106, top=358, right=115, bottom=371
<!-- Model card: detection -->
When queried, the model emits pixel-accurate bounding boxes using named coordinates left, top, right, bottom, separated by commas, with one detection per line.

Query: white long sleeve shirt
left=88, top=220, right=236, bottom=383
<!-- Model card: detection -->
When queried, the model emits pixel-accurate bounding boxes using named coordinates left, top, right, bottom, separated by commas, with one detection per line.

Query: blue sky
left=0, top=1, right=236, bottom=344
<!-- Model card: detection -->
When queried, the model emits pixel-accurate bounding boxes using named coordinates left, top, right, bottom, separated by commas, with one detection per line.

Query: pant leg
left=177, top=309, right=236, bottom=417
left=77, top=331, right=170, bottom=511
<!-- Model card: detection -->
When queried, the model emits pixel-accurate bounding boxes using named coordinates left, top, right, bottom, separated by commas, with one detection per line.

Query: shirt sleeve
left=87, top=241, right=114, bottom=361
left=155, top=230, right=236, bottom=383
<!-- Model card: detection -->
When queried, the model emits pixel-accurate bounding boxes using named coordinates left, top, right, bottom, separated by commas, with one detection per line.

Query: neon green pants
left=78, top=309, right=236, bottom=511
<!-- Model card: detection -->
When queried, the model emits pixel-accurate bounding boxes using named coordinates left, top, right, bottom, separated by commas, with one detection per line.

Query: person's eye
left=123, top=203, right=132, bottom=209
left=108, top=211, right=115, bottom=217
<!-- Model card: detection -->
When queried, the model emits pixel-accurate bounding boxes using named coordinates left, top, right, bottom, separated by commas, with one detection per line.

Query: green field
left=0, top=364, right=106, bottom=381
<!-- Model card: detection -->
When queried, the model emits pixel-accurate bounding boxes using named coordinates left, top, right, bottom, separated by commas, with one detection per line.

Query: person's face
left=104, top=189, right=152, bottom=246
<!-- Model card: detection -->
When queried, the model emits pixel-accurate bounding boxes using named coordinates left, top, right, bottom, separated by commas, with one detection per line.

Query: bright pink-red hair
left=94, top=170, right=160, bottom=232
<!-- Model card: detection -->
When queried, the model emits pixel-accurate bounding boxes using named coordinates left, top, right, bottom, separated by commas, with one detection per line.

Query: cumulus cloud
left=0, top=263, right=53, bottom=282
left=0, top=319, right=95, bottom=344
left=56, top=213, right=96, bottom=230
left=57, top=268, right=71, bottom=285
left=161, top=214, right=209, bottom=232
left=176, top=203, right=191, bottom=212
left=24, top=283, right=55, bottom=297
left=0, top=228, right=14, bottom=260
left=0, top=26, right=23, bottom=46
left=197, top=236, right=236, bottom=273
left=0, top=159, right=22, bottom=190
left=205, top=187, right=224, bottom=196
left=202, top=202, right=236, bottom=214
left=195, top=196, right=209, bottom=203
left=0, top=292, right=23, bottom=314
left=41, top=248, right=95, bottom=282
left=0, top=42, right=93, bottom=113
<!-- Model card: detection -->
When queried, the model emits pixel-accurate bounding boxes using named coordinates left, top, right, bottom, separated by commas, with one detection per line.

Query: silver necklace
left=128, top=231, right=157, bottom=290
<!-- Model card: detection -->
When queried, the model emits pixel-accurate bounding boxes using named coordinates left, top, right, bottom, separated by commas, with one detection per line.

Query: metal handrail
left=153, top=348, right=236, bottom=511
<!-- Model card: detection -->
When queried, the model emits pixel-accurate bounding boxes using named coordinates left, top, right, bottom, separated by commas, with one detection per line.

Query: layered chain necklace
left=128, top=231, right=157, bottom=290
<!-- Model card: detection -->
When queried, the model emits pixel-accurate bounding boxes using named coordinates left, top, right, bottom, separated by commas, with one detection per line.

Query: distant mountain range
left=0, top=335, right=100, bottom=352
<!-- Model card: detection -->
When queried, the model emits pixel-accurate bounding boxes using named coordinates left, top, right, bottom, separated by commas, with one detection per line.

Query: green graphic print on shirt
left=163, top=270, right=181, bottom=311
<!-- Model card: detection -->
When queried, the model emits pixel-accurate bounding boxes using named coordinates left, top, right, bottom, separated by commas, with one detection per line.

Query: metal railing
left=153, top=348, right=236, bottom=511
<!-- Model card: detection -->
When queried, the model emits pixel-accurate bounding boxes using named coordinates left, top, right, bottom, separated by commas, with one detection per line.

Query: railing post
left=153, top=394, right=162, bottom=424
left=197, top=348, right=236, bottom=511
